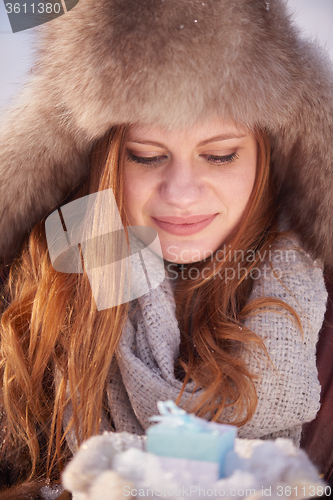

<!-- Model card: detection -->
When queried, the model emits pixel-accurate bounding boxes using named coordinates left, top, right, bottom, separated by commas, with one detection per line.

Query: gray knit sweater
left=102, top=233, right=327, bottom=447
left=54, top=233, right=328, bottom=500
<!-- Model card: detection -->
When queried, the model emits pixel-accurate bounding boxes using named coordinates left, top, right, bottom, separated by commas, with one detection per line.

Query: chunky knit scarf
left=64, top=235, right=327, bottom=453
left=107, top=275, right=203, bottom=435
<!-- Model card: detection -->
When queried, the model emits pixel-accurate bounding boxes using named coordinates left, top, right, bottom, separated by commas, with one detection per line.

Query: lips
left=153, top=214, right=216, bottom=224
left=151, top=214, right=218, bottom=236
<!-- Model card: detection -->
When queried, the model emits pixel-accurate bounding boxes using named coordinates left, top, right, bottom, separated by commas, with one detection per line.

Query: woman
left=0, top=0, right=332, bottom=497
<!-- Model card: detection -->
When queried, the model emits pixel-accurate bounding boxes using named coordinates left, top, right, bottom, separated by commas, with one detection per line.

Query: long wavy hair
left=0, top=124, right=300, bottom=484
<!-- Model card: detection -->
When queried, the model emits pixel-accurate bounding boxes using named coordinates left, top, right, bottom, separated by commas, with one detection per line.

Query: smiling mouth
left=153, top=214, right=217, bottom=224
left=151, top=214, right=218, bottom=235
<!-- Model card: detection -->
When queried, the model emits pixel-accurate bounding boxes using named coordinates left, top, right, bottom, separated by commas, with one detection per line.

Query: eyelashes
left=126, top=151, right=239, bottom=167
left=127, top=152, right=167, bottom=167
left=200, top=152, right=239, bottom=165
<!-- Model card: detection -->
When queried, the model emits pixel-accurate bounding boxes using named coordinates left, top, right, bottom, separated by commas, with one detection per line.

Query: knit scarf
left=107, top=274, right=202, bottom=435
left=62, top=271, right=208, bottom=454
left=63, top=231, right=318, bottom=453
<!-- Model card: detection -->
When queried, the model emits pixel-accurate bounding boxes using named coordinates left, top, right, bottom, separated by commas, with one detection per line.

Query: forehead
left=126, top=117, right=251, bottom=145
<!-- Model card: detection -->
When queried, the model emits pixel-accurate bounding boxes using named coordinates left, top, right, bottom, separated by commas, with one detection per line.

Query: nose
left=159, top=158, right=203, bottom=209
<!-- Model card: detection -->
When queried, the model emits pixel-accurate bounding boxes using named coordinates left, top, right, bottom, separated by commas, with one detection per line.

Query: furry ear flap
left=0, top=88, right=92, bottom=267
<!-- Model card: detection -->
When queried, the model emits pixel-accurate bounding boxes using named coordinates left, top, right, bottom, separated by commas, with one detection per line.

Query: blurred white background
left=1, top=0, right=333, bottom=111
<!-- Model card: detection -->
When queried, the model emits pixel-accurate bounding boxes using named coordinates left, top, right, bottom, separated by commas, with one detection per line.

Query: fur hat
left=0, top=0, right=333, bottom=267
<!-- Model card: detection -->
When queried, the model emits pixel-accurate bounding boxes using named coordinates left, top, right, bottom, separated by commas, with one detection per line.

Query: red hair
left=0, top=125, right=300, bottom=484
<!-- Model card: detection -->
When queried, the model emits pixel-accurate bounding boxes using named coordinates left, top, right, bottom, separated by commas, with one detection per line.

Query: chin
left=161, top=243, right=215, bottom=265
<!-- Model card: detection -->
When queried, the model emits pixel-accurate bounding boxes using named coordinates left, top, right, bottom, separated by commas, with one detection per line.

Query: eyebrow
left=199, top=133, right=246, bottom=145
left=126, top=140, right=166, bottom=148
left=126, top=133, right=246, bottom=148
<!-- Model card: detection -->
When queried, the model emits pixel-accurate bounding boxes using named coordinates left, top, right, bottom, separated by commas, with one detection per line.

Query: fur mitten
left=62, top=432, right=325, bottom=500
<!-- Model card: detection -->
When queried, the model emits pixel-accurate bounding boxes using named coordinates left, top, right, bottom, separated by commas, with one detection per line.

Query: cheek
left=235, top=172, right=256, bottom=203
left=216, top=166, right=256, bottom=213
left=123, top=169, right=154, bottom=224
left=237, top=156, right=257, bottom=202
left=123, top=169, right=140, bottom=222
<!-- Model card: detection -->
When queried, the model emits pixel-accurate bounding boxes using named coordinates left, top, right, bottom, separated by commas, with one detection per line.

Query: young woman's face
left=123, top=117, right=257, bottom=264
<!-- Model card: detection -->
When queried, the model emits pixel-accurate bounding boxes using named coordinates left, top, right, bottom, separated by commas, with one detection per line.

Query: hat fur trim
left=1, top=0, right=333, bottom=266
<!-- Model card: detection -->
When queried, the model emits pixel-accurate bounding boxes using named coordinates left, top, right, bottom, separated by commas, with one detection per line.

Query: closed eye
left=201, top=153, right=239, bottom=165
left=126, top=151, right=239, bottom=167
left=126, top=152, right=167, bottom=167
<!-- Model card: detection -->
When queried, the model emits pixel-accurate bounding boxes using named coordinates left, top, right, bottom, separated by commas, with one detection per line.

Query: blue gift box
left=146, top=401, right=237, bottom=478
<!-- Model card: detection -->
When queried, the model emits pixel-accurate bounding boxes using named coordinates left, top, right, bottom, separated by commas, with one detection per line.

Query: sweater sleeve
left=237, top=235, right=327, bottom=444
